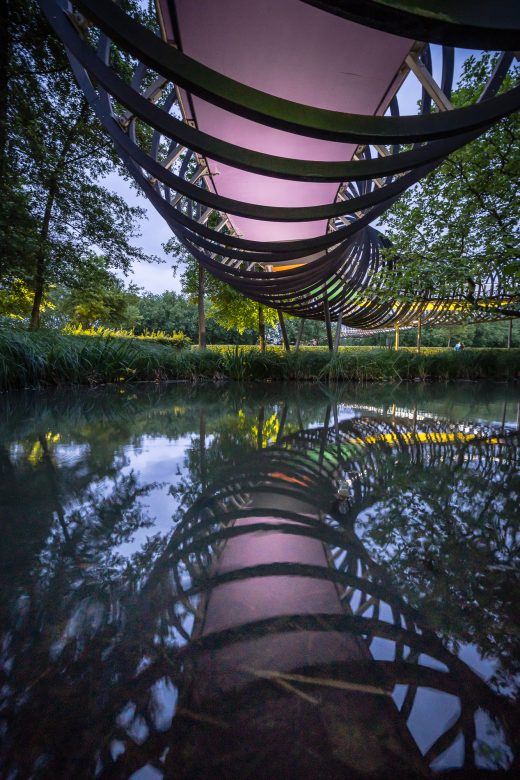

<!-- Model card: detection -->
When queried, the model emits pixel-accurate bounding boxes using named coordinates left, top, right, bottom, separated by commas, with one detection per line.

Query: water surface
left=1, top=383, right=519, bottom=778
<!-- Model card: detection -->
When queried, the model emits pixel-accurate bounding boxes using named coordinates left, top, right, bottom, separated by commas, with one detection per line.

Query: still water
left=0, top=382, right=519, bottom=779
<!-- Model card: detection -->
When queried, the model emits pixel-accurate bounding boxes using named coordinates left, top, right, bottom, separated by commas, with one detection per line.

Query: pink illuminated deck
left=163, top=0, right=412, bottom=247
left=194, top=517, right=368, bottom=696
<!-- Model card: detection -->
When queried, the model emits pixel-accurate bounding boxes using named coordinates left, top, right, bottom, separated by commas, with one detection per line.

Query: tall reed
left=0, top=329, right=518, bottom=390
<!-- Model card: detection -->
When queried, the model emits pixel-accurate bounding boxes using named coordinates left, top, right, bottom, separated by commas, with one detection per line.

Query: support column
left=258, top=304, right=266, bottom=352
left=416, top=315, right=422, bottom=353
left=295, top=318, right=305, bottom=352
left=324, top=296, right=333, bottom=352
left=198, top=265, right=206, bottom=349
left=508, top=318, right=513, bottom=350
left=199, top=411, right=207, bottom=485
left=319, top=404, right=331, bottom=466
left=394, top=324, right=400, bottom=351
left=333, top=311, right=343, bottom=354
left=276, top=402, right=288, bottom=444
left=257, top=405, right=265, bottom=449
left=278, top=310, right=290, bottom=352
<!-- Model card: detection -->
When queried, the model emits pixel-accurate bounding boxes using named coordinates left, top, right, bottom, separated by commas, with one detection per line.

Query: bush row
left=0, top=330, right=519, bottom=390
left=63, top=324, right=191, bottom=348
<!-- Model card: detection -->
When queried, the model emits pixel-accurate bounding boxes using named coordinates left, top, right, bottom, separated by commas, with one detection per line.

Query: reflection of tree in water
left=0, top=391, right=518, bottom=778
left=354, top=432, right=520, bottom=687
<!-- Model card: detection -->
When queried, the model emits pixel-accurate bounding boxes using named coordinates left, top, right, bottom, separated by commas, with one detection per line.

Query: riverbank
left=0, top=330, right=519, bottom=390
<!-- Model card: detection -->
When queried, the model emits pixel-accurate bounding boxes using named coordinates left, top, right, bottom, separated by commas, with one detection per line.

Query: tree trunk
left=258, top=304, right=265, bottom=352
left=29, top=102, right=89, bottom=330
left=29, top=257, right=45, bottom=330
left=295, top=318, right=305, bottom=352
left=0, top=0, right=10, bottom=188
left=334, top=312, right=343, bottom=353
left=323, top=296, right=333, bottom=352
left=29, top=180, right=56, bottom=331
left=198, top=264, right=206, bottom=349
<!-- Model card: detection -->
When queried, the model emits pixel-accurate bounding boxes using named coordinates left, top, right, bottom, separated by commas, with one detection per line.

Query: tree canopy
left=377, top=54, right=519, bottom=307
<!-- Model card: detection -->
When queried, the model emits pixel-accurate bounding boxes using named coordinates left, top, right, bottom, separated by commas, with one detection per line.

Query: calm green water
left=0, top=382, right=519, bottom=779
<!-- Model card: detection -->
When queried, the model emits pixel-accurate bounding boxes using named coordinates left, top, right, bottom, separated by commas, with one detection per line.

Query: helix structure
left=39, top=0, right=520, bottom=331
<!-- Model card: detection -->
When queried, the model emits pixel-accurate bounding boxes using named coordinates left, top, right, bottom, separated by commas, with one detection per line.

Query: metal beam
left=120, top=74, right=169, bottom=125
left=171, top=165, right=208, bottom=208
left=405, top=53, right=453, bottom=112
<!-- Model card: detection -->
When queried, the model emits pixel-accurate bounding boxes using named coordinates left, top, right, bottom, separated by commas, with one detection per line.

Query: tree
left=57, top=255, right=142, bottom=329
left=165, top=240, right=279, bottom=344
left=376, top=54, right=519, bottom=308
left=205, top=280, right=278, bottom=338
left=135, top=290, right=259, bottom=343
left=0, top=278, right=54, bottom=321
left=137, top=290, right=198, bottom=336
left=0, top=0, right=158, bottom=329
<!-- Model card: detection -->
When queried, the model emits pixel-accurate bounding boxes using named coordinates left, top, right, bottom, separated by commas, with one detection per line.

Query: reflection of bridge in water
left=1, top=400, right=518, bottom=778
left=145, top=413, right=519, bottom=777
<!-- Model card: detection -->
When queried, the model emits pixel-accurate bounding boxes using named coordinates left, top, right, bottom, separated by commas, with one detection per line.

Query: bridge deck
left=160, top=0, right=412, bottom=251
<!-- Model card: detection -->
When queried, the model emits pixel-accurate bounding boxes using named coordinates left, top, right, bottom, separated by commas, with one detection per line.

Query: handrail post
left=278, top=310, right=290, bottom=352
left=334, top=311, right=343, bottom=353
left=324, top=296, right=333, bottom=352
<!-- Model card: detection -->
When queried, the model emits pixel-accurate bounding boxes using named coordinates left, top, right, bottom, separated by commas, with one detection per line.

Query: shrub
left=63, top=324, right=191, bottom=349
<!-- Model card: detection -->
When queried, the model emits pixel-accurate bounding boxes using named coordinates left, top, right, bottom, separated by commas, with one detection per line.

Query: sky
left=105, top=170, right=183, bottom=294
left=109, top=45, right=478, bottom=295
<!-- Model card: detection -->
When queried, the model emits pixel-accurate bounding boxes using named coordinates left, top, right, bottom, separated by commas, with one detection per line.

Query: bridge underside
left=42, top=0, right=520, bottom=331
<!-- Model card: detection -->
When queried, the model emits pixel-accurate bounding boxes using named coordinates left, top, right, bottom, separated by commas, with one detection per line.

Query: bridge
left=39, top=0, right=520, bottom=346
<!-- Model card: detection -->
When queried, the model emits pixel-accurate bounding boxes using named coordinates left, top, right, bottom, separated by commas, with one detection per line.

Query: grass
left=0, top=329, right=519, bottom=390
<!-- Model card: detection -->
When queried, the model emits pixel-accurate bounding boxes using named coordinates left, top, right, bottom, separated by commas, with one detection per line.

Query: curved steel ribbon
left=38, top=0, right=520, bottom=331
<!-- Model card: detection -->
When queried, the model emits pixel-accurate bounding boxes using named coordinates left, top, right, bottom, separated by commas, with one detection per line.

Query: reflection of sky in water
left=115, top=434, right=193, bottom=558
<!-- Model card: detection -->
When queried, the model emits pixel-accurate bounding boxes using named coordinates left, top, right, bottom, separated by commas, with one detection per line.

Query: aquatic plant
left=0, top=327, right=518, bottom=390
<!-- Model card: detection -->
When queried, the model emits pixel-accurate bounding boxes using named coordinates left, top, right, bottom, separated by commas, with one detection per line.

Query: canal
left=0, top=382, right=518, bottom=778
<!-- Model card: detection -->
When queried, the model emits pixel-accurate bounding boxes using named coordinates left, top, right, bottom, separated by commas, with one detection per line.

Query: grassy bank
left=0, top=330, right=519, bottom=390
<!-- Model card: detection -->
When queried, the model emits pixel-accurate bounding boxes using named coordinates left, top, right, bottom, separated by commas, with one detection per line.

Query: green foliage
left=136, top=290, right=198, bottom=336
left=56, top=255, right=142, bottom=329
left=207, top=287, right=278, bottom=335
left=0, top=279, right=54, bottom=320
left=63, top=324, right=191, bottom=349
left=135, top=289, right=274, bottom=344
left=0, top=328, right=518, bottom=390
left=377, top=54, right=520, bottom=304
